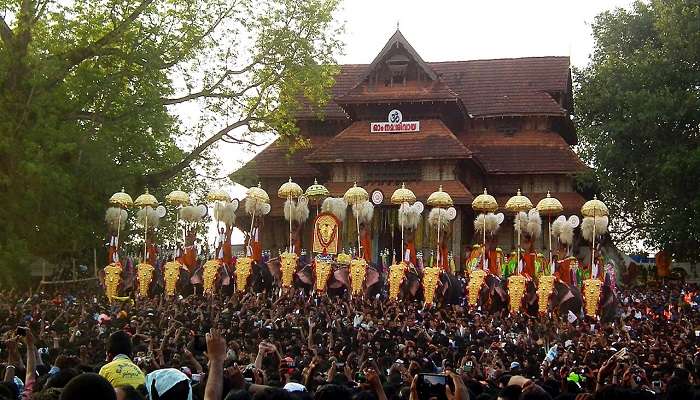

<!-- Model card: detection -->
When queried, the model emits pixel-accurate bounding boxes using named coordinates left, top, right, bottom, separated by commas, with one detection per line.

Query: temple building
left=235, top=30, right=587, bottom=267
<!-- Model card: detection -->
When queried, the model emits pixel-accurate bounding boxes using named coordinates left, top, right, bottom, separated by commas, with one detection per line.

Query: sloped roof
left=459, top=130, right=588, bottom=174
left=296, top=57, right=570, bottom=120
left=243, top=139, right=321, bottom=178
left=307, top=119, right=471, bottom=163
left=336, top=79, right=462, bottom=104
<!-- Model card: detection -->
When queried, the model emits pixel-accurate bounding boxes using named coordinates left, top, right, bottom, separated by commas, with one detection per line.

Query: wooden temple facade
left=236, top=30, right=587, bottom=268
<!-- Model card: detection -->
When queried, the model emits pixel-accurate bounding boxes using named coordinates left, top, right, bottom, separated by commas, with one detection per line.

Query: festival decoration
left=134, top=188, right=159, bottom=262
left=427, top=186, right=453, bottom=269
left=467, top=269, right=487, bottom=307
left=388, top=262, right=407, bottom=301
left=103, top=262, right=122, bottom=300
left=244, top=183, right=270, bottom=261
left=349, top=258, right=368, bottom=296
left=422, top=266, right=441, bottom=306
left=136, top=262, right=155, bottom=297
left=279, top=252, right=298, bottom=288
left=582, top=278, right=603, bottom=318
left=337, top=252, right=352, bottom=265
left=163, top=261, right=181, bottom=296
left=313, top=257, right=333, bottom=292
left=537, top=275, right=556, bottom=314
left=581, top=195, right=609, bottom=278
left=508, top=274, right=527, bottom=313
left=279, top=178, right=304, bottom=253
left=472, top=189, right=499, bottom=270
left=166, top=189, right=190, bottom=260
left=107, top=188, right=133, bottom=264
left=202, top=259, right=221, bottom=295
left=235, top=257, right=253, bottom=292
left=506, top=189, right=533, bottom=269
left=392, top=183, right=417, bottom=258
left=313, top=212, right=341, bottom=255
left=344, top=183, right=369, bottom=258
left=321, top=197, right=348, bottom=222
left=536, top=191, right=563, bottom=267
left=306, top=179, right=330, bottom=215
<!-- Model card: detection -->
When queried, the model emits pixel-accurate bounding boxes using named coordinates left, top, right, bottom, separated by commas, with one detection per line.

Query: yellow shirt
left=99, top=355, right=145, bottom=388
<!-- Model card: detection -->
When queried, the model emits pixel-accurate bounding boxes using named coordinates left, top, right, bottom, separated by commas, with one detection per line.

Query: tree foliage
left=0, top=0, right=342, bottom=284
left=575, top=0, right=700, bottom=260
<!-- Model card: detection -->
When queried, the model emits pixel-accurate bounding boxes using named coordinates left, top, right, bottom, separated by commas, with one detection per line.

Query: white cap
left=284, top=382, right=307, bottom=392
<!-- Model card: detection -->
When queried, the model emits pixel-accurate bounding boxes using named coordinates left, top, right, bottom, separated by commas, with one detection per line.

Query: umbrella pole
left=401, top=214, right=404, bottom=263
left=483, top=214, right=487, bottom=269
left=548, top=216, right=552, bottom=274
left=248, top=201, right=257, bottom=257
left=517, top=226, right=521, bottom=276
left=436, top=208, right=441, bottom=268
left=356, top=202, right=361, bottom=259
left=288, top=195, right=293, bottom=253
left=143, top=207, right=149, bottom=263
left=116, top=208, right=122, bottom=262
left=592, top=211, right=596, bottom=278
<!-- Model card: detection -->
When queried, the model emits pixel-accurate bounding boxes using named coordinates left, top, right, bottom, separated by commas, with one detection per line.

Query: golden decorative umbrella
left=536, top=191, right=563, bottom=216
left=246, top=182, right=270, bottom=204
left=427, top=185, right=453, bottom=208
left=472, top=188, right=498, bottom=213
left=278, top=178, right=303, bottom=253
left=245, top=183, right=270, bottom=257
left=427, top=186, right=452, bottom=268
left=581, top=195, right=608, bottom=275
left=344, top=183, right=368, bottom=258
left=135, top=188, right=159, bottom=263
left=135, top=188, right=158, bottom=208
left=343, top=182, right=368, bottom=204
left=108, top=188, right=133, bottom=262
left=110, top=188, right=134, bottom=208
left=391, top=183, right=416, bottom=264
left=278, top=177, right=303, bottom=199
left=207, top=188, right=231, bottom=203
left=505, top=189, right=533, bottom=213
left=166, top=190, right=190, bottom=207
left=391, top=183, right=416, bottom=205
left=305, top=178, right=329, bottom=216
left=472, top=188, right=498, bottom=267
left=581, top=195, right=609, bottom=217
left=536, top=191, right=563, bottom=268
left=506, top=189, right=532, bottom=273
left=166, top=189, right=190, bottom=261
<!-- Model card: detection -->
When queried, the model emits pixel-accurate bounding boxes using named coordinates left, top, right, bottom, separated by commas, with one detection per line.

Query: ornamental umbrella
left=135, top=188, right=159, bottom=263
left=581, top=195, right=609, bottom=272
left=536, top=191, right=563, bottom=268
left=245, top=183, right=270, bottom=256
left=391, top=183, right=416, bottom=262
left=108, top=188, right=133, bottom=262
left=166, top=189, right=190, bottom=260
left=278, top=178, right=303, bottom=253
left=427, top=186, right=453, bottom=268
left=305, top=178, right=329, bottom=215
left=344, top=183, right=368, bottom=258
left=505, top=189, right=533, bottom=272
left=471, top=188, right=498, bottom=247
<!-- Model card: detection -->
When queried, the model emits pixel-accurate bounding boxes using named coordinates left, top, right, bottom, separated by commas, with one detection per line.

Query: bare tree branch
left=160, top=63, right=261, bottom=105
left=0, top=15, right=14, bottom=46
left=142, top=118, right=252, bottom=186
left=221, top=134, right=265, bottom=146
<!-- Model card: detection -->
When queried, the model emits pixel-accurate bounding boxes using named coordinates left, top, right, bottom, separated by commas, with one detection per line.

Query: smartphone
left=192, top=334, right=207, bottom=354
left=416, top=373, right=453, bottom=400
left=16, top=326, right=28, bottom=337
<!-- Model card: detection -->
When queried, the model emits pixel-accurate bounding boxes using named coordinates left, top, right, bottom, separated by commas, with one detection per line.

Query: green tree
left=0, top=0, right=342, bottom=284
left=575, top=0, right=700, bottom=260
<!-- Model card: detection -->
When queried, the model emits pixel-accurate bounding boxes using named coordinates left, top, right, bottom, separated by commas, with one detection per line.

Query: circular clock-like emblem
left=388, top=109, right=402, bottom=124
left=371, top=190, right=384, bottom=205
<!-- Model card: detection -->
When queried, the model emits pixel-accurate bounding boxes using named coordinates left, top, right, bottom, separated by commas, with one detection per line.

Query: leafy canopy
left=0, top=0, right=342, bottom=284
left=575, top=0, right=700, bottom=260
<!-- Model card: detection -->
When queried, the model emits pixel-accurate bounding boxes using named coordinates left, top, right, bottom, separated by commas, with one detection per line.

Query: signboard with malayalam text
left=370, top=109, right=420, bottom=133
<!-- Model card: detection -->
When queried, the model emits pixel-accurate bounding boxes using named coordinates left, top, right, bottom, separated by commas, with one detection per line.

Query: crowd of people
left=0, top=279, right=698, bottom=400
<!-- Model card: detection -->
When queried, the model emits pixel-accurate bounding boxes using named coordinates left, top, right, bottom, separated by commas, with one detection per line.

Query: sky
left=209, top=0, right=635, bottom=245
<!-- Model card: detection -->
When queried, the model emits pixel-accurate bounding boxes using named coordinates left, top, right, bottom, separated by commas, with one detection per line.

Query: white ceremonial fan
left=568, top=215, right=580, bottom=228
left=155, top=205, right=167, bottom=218
left=261, top=203, right=271, bottom=215
left=414, top=201, right=424, bottom=214
left=446, top=207, right=457, bottom=221
left=496, top=212, right=505, bottom=225
left=230, top=199, right=239, bottom=211
left=556, top=215, right=567, bottom=223
left=298, top=195, right=308, bottom=206
left=197, top=204, right=208, bottom=218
